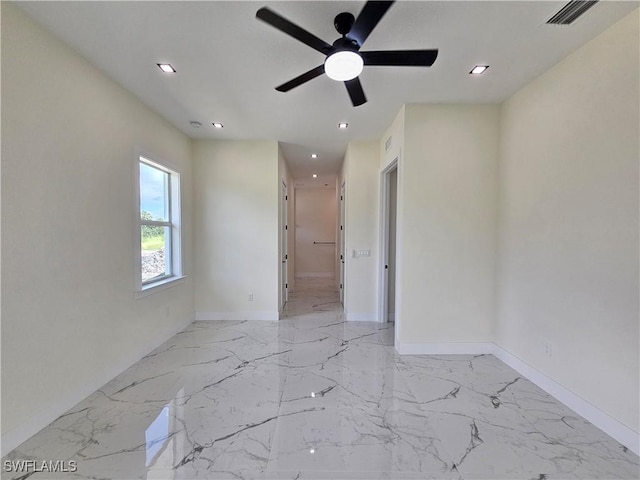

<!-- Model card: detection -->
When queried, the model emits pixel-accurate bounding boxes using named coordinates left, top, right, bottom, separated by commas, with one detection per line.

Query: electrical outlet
left=543, top=342, right=552, bottom=357
left=248, top=293, right=254, bottom=302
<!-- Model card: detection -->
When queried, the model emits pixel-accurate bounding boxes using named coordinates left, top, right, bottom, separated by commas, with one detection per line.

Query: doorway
left=294, top=186, right=337, bottom=280
left=379, top=160, right=398, bottom=324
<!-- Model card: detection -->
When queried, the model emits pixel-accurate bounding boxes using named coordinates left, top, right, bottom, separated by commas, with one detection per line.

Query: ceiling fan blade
left=361, top=49, right=439, bottom=67
left=347, top=1, right=395, bottom=47
left=256, top=7, right=333, bottom=55
left=276, top=65, right=325, bottom=92
left=345, top=77, right=367, bottom=107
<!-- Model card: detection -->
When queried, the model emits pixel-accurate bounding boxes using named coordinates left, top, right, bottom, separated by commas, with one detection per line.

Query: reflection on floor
left=2, top=278, right=638, bottom=479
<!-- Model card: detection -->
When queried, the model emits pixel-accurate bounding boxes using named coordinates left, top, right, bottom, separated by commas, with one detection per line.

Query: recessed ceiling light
left=311, top=154, right=318, bottom=159
left=470, top=65, right=489, bottom=75
left=212, top=123, right=224, bottom=128
left=157, top=63, right=176, bottom=73
left=190, top=121, right=202, bottom=128
left=313, top=174, right=318, bottom=178
left=338, top=122, right=348, bottom=129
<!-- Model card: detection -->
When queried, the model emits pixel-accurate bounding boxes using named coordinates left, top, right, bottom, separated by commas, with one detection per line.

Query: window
left=136, top=155, right=182, bottom=292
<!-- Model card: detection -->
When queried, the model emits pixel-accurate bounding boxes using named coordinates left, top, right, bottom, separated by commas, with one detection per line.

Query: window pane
left=141, top=225, right=171, bottom=283
left=140, top=162, right=169, bottom=222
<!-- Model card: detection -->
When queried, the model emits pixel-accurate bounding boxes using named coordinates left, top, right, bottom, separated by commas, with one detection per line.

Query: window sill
left=135, top=275, right=187, bottom=299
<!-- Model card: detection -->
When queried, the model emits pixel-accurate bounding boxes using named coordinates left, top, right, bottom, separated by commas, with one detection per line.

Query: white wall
left=1, top=3, right=194, bottom=454
left=380, top=106, right=405, bottom=171
left=294, top=187, right=337, bottom=278
left=496, top=9, right=639, bottom=434
left=342, top=141, right=380, bottom=321
left=399, top=104, right=500, bottom=346
left=193, top=140, right=280, bottom=321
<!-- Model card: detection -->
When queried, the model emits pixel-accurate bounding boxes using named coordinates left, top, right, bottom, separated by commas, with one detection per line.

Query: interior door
left=379, top=161, right=398, bottom=323
left=387, top=168, right=397, bottom=322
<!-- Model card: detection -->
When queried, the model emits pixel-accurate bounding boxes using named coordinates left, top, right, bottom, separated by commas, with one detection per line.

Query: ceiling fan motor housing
left=334, top=12, right=355, bottom=36
left=332, top=36, right=360, bottom=53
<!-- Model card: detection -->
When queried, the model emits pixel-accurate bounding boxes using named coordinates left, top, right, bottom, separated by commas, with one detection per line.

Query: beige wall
left=342, top=141, right=380, bottom=321
left=399, top=104, right=500, bottom=345
left=193, top=140, right=279, bottom=321
left=294, top=187, right=337, bottom=278
left=1, top=3, right=194, bottom=454
left=496, top=10, right=639, bottom=432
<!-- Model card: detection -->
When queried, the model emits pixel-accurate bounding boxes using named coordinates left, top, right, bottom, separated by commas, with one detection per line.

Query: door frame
left=280, top=180, right=288, bottom=310
left=377, top=158, right=398, bottom=324
left=339, top=181, right=346, bottom=305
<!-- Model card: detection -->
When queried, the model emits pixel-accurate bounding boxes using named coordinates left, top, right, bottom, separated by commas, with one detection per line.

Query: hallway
left=281, top=278, right=346, bottom=321
left=2, top=280, right=638, bottom=478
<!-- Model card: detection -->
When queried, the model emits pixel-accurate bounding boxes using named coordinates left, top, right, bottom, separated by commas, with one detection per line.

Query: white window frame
left=134, top=152, right=184, bottom=297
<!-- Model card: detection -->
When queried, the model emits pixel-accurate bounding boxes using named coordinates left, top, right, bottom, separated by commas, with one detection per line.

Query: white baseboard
left=395, top=342, right=494, bottom=355
left=345, top=312, right=376, bottom=322
left=195, top=311, right=279, bottom=321
left=0, top=314, right=194, bottom=457
left=492, top=345, right=640, bottom=456
left=295, top=273, right=335, bottom=278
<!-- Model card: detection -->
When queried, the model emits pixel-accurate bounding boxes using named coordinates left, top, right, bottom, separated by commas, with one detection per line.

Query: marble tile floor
left=2, top=278, right=638, bottom=480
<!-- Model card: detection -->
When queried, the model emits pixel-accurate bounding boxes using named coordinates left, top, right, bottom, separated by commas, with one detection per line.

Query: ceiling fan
left=256, top=1, right=438, bottom=107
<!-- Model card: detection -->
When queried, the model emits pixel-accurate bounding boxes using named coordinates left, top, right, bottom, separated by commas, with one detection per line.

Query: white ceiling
left=16, top=1, right=637, bottom=182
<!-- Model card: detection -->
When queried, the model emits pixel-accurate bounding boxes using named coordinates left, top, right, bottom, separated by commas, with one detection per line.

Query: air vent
left=547, top=0, right=598, bottom=25
left=385, top=136, right=392, bottom=152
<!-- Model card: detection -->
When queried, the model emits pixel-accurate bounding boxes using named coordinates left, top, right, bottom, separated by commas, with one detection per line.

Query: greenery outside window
left=137, top=155, right=182, bottom=292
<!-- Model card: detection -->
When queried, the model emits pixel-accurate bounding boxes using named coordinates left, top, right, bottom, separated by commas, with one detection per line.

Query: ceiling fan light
left=325, top=51, right=364, bottom=81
